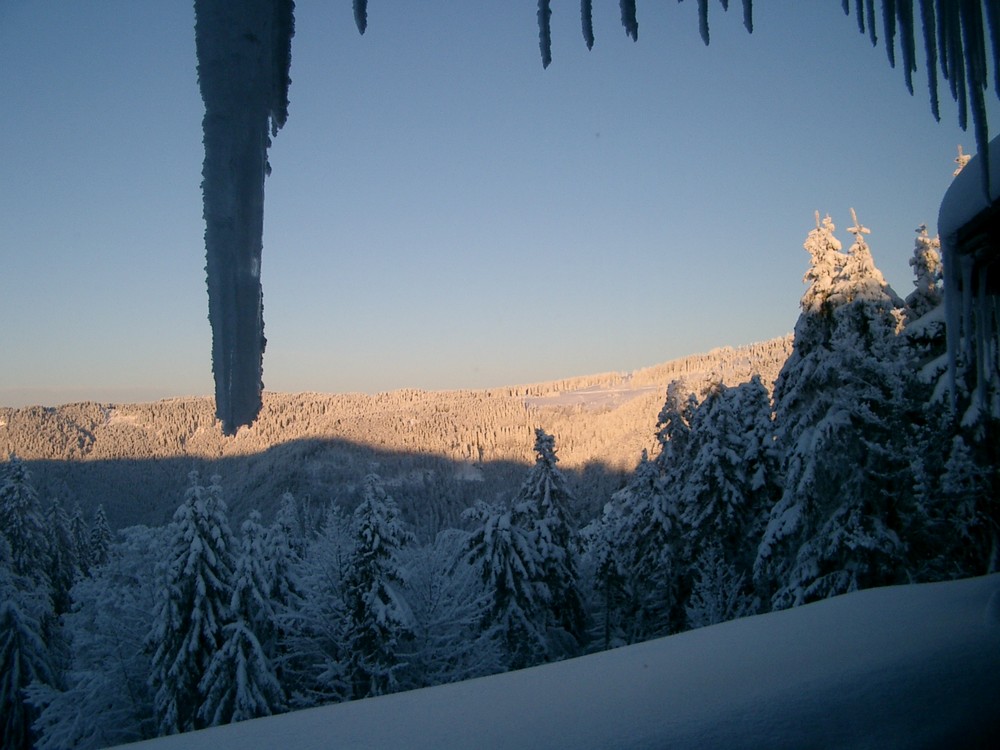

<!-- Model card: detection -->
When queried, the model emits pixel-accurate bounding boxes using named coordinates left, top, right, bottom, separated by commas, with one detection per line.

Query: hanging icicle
left=866, top=0, right=879, bottom=45
left=742, top=0, right=753, bottom=33
left=620, top=0, right=638, bottom=42
left=985, top=0, right=1000, bottom=97
left=539, top=0, right=553, bottom=68
left=919, top=0, right=941, bottom=120
left=897, top=0, right=917, bottom=93
left=698, top=0, right=710, bottom=45
left=581, top=0, right=595, bottom=49
left=883, top=0, right=898, bottom=67
left=354, top=0, right=367, bottom=35
left=195, top=0, right=294, bottom=435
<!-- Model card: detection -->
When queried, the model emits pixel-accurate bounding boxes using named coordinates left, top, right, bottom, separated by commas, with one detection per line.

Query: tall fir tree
left=148, top=472, right=235, bottom=735
left=515, top=429, right=586, bottom=655
left=0, top=537, right=56, bottom=750
left=940, top=435, right=997, bottom=575
left=591, top=449, right=678, bottom=645
left=0, top=455, right=51, bottom=590
left=400, top=528, right=503, bottom=687
left=343, top=475, right=415, bottom=699
left=199, top=511, right=285, bottom=726
left=465, top=499, right=548, bottom=670
left=88, top=505, right=112, bottom=569
left=279, top=502, right=352, bottom=709
left=44, top=499, right=78, bottom=617
left=677, top=378, right=776, bottom=626
left=28, top=525, right=164, bottom=750
left=68, top=504, right=92, bottom=579
left=758, top=212, right=911, bottom=609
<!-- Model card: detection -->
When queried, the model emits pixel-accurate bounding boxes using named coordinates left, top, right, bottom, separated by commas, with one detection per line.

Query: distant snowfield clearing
left=525, top=383, right=662, bottom=410
left=117, top=574, right=1000, bottom=750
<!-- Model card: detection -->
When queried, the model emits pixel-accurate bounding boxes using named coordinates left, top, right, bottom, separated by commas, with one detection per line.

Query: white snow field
left=117, top=574, right=1000, bottom=749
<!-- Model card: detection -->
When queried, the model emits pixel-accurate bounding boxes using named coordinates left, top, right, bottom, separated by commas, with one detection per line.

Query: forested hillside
left=0, top=337, right=791, bottom=532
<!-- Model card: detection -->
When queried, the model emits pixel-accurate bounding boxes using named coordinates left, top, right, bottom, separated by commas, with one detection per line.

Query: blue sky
left=0, top=2, right=993, bottom=407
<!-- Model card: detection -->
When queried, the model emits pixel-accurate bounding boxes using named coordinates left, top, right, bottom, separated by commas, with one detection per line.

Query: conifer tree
left=148, top=472, right=235, bottom=735
left=44, top=499, right=78, bottom=616
left=905, top=224, right=943, bottom=321
left=279, top=502, right=351, bottom=708
left=684, top=542, right=756, bottom=630
left=68, top=504, right=91, bottom=579
left=592, top=449, right=678, bottom=644
left=199, top=511, right=285, bottom=726
left=343, top=475, right=415, bottom=698
left=941, top=435, right=997, bottom=575
left=29, top=525, right=164, bottom=750
left=0, top=455, right=51, bottom=589
left=516, top=429, right=586, bottom=654
left=612, top=450, right=687, bottom=643
left=400, top=528, right=502, bottom=687
left=465, top=500, right=548, bottom=670
left=758, top=213, right=911, bottom=609
left=88, top=505, right=112, bottom=569
left=678, top=378, right=776, bottom=624
left=589, top=496, right=629, bottom=650
left=0, top=538, right=55, bottom=750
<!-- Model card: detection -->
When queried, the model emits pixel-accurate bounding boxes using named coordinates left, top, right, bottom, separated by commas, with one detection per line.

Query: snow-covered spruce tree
left=0, top=537, right=56, bottom=750
left=464, top=499, right=548, bottom=671
left=44, top=498, right=79, bottom=617
left=148, top=472, right=235, bottom=735
left=69, top=503, right=92, bottom=579
left=940, top=435, right=998, bottom=575
left=263, top=493, right=304, bottom=692
left=199, top=511, right=285, bottom=726
left=278, top=502, right=351, bottom=709
left=0, top=455, right=51, bottom=590
left=400, top=528, right=503, bottom=688
left=88, top=504, right=112, bottom=569
left=796, top=212, right=847, bottom=350
left=757, top=212, right=912, bottom=610
left=587, top=495, right=629, bottom=651
left=343, top=475, right=415, bottom=699
left=29, top=525, right=165, bottom=750
left=677, top=377, right=777, bottom=627
left=684, top=542, right=756, bottom=631
left=906, top=224, right=943, bottom=322
left=515, top=429, right=587, bottom=656
left=591, top=449, right=679, bottom=646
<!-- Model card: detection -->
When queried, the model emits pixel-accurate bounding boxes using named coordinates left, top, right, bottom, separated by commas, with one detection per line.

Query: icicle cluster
left=841, top=0, right=999, bottom=197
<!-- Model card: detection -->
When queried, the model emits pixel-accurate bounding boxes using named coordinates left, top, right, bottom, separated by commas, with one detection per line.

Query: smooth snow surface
left=116, top=575, right=1000, bottom=749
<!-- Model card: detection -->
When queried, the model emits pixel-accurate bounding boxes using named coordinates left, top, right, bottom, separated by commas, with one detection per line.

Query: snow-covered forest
left=1, top=210, right=997, bottom=748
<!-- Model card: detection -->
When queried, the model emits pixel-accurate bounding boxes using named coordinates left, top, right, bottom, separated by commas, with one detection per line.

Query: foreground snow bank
left=117, top=575, right=1000, bottom=749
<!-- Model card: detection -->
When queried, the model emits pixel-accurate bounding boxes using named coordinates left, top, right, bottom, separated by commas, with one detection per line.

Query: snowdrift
left=117, top=575, right=1000, bottom=749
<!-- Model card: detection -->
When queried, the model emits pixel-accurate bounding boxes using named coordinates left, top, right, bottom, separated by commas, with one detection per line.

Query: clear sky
left=1, top=2, right=994, bottom=407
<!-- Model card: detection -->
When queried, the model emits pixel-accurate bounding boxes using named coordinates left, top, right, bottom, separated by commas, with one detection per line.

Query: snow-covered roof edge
left=938, top=135, right=1000, bottom=416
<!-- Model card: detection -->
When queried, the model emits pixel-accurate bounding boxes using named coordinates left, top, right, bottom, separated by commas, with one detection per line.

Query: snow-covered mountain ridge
left=114, top=573, right=1000, bottom=750
left=0, top=337, right=792, bottom=530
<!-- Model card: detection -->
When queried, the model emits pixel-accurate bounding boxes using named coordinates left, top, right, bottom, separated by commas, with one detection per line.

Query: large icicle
left=539, top=0, right=553, bottom=68
left=581, top=0, right=595, bottom=49
left=195, top=0, right=294, bottom=435
left=620, top=0, right=638, bottom=42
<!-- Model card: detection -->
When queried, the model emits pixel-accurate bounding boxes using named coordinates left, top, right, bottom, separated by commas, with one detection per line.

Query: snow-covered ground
left=117, top=574, right=1000, bottom=749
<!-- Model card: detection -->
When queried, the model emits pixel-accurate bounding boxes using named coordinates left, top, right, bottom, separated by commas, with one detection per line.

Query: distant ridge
left=0, top=336, right=792, bottom=531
